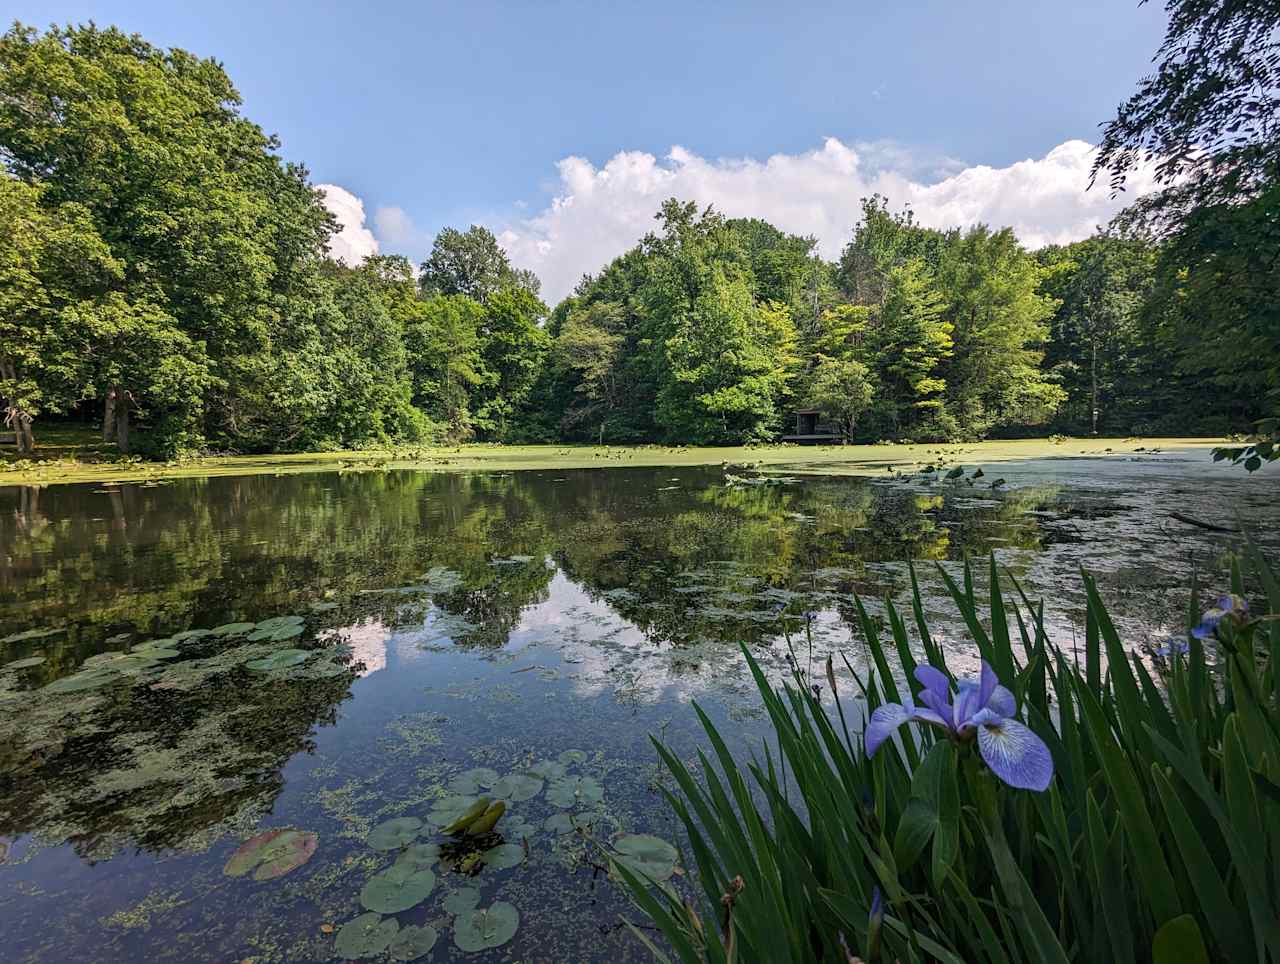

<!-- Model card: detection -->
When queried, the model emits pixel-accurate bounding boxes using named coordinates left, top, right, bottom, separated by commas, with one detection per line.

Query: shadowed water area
left=1, top=459, right=1277, bottom=962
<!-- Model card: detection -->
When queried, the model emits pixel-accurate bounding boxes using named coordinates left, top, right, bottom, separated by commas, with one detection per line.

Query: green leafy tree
left=472, top=286, right=550, bottom=440
left=870, top=258, right=953, bottom=438
left=419, top=225, right=539, bottom=302
left=0, top=178, right=118, bottom=452
left=800, top=355, right=874, bottom=441
left=938, top=226, right=1064, bottom=435
left=553, top=302, right=624, bottom=442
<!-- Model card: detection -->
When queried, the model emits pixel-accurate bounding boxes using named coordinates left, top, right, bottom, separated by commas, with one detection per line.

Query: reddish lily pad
left=223, top=828, right=318, bottom=881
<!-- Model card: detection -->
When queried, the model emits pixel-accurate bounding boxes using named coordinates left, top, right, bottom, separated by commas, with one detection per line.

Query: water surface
left=1, top=459, right=1275, bottom=962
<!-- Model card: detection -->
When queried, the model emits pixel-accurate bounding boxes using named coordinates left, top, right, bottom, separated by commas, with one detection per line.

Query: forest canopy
left=1, top=19, right=1275, bottom=456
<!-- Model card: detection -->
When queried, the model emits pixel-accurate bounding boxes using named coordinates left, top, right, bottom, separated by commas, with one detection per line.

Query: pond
left=1, top=455, right=1276, bottom=962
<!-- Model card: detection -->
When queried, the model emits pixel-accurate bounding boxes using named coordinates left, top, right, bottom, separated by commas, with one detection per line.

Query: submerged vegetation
left=620, top=549, right=1280, bottom=963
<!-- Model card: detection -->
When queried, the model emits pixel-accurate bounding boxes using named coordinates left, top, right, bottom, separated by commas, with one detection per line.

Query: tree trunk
left=103, top=388, right=117, bottom=441
left=115, top=400, right=131, bottom=454
left=16, top=416, right=33, bottom=454
left=1090, top=334, right=1099, bottom=436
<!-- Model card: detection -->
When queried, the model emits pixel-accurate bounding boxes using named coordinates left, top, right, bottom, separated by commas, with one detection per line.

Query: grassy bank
left=0, top=433, right=1231, bottom=488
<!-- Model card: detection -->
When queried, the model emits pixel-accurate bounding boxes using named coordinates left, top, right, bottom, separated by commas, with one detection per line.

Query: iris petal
left=916, top=687, right=954, bottom=729
left=914, top=665, right=951, bottom=703
left=987, top=685, right=1016, bottom=717
left=977, top=661, right=998, bottom=709
left=865, top=702, right=912, bottom=756
left=976, top=718, right=1054, bottom=791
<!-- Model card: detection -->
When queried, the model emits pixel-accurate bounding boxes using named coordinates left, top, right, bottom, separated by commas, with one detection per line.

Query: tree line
left=2, top=20, right=1274, bottom=456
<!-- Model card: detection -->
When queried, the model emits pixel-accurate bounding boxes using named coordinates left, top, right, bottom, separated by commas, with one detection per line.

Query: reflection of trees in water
left=0, top=467, right=1069, bottom=856
left=0, top=652, right=355, bottom=860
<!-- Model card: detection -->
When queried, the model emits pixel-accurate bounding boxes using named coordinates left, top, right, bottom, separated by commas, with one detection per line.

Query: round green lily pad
left=335, top=912, right=398, bottom=959
left=442, top=887, right=481, bottom=916
left=223, top=828, right=319, bottom=880
left=481, top=843, right=523, bottom=870
left=503, top=816, right=536, bottom=841
left=310, top=601, right=339, bottom=612
left=454, top=901, right=519, bottom=952
left=393, top=842, right=440, bottom=873
left=244, top=649, right=311, bottom=671
left=211, top=622, right=255, bottom=636
left=254, top=615, right=305, bottom=631
left=43, top=669, right=118, bottom=693
left=558, top=749, right=588, bottom=765
left=3, top=655, right=46, bottom=670
left=359, top=866, right=436, bottom=913
left=613, top=833, right=679, bottom=881
left=389, top=924, right=438, bottom=961
left=427, top=795, right=480, bottom=828
left=491, top=772, right=543, bottom=802
left=0, top=627, right=63, bottom=645
left=544, top=813, right=573, bottom=835
left=528, top=759, right=567, bottom=780
left=546, top=775, right=604, bottom=809
left=134, top=647, right=182, bottom=660
left=448, top=767, right=500, bottom=795
left=367, top=816, right=423, bottom=851
left=172, top=629, right=214, bottom=641
left=248, top=624, right=305, bottom=643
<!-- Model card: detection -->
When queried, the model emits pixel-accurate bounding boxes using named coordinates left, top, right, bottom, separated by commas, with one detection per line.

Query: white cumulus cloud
left=317, top=183, right=379, bottom=265
left=495, top=138, right=1162, bottom=304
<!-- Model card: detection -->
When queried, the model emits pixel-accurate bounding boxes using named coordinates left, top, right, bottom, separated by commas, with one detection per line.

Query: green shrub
left=618, top=546, right=1280, bottom=963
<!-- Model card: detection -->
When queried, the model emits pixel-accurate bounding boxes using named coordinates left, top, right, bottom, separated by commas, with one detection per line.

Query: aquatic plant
left=359, top=865, right=436, bottom=913
left=223, top=829, right=318, bottom=881
left=366, top=817, right=423, bottom=851
left=388, top=924, right=438, bottom=961
left=612, top=834, right=678, bottom=882
left=618, top=547, right=1280, bottom=963
left=335, top=912, right=398, bottom=959
left=243, top=649, right=310, bottom=671
left=453, top=901, right=519, bottom=952
left=442, top=887, right=481, bottom=915
left=866, top=661, right=1053, bottom=791
left=546, top=774, right=603, bottom=808
left=481, top=842, right=524, bottom=869
left=491, top=772, right=543, bottom=802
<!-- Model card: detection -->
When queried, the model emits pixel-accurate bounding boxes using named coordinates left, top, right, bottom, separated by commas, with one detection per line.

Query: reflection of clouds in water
left=339, top=619, right=389, bottom=677
left=512, top=571, right=862, bottom=704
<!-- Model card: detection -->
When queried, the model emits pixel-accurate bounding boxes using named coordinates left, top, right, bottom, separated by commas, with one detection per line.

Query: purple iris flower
left=865, top=661, right=1054, bottom=791
left=1154, top=638, right=1190, bottom=658
left=1192, top=594, right=1249, bottom=639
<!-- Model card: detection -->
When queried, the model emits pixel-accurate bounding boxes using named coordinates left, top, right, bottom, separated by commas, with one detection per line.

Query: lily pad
left=211, top=622, right=255, bottom=636
left=223, top=828, right=319, bottom=880
left=310, top=601, right=340, bottom=612
left=244, top=649, right=310, bottom=671
left=2, top=655, right=46, bottom=670
left=454, top=901, right=519, bottom=952
left=448, top=767, right=500, bottom=795
left=359, top=866, right=436, bottom=913
left=335, top=912, right=399, bottom=959
left=558, top=749, right=588, bottom=766
left=503, top=816, right=536, bottom=841
left=543, top=813, right=573, bottom=835
left=393, top=842, right=440, bottom=873
left=491, top=772, right=543, bottom=802
left=427, top=794, right=480, bottom=828
left=0, top=627, right=63, bottom=645
left=247, top=624, right=305, bottom=643
left=481, top=843, right=524, bottom=870
left=43, top=669, right=119, bottom=693
left=172, top=629, right=214, bottom=641
left=527, top=759, right=567, bottom=780
left=442, top=887, right=481, bottom=915
left=367, top=816, right=423, bottom=851
left=389, top=924, right=438, bottom=961
left=546, top=775, right=604, bottom=809
left=613, top=833, right=678, bottom=882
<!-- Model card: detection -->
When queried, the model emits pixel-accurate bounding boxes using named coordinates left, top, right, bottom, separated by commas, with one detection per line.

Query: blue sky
left=12, top=0, right=1169, bottom=299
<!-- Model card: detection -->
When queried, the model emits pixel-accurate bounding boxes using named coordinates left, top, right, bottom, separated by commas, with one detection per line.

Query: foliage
left=620, top=548, right=1280, bottom=963
left=799, top=356, right=874, bottom=440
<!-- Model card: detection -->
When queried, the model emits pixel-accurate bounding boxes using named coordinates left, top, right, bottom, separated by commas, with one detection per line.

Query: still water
left=1, top=460, right=1275, bottom=962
